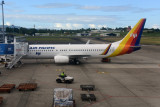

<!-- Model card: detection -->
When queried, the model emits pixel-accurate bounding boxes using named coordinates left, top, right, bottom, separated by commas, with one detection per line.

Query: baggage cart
left=81, top=94, right=96, bottom=102
left=0, top=88, right=11, bottom=93
left=1, top=84, right=15, bottom=89
left=80, top=85, right=95, bottom=91
left=0, top=97, right=3, bottom=104
left=0, top=84, right=16, bottom=93
left=17, top=83, right=37, bottom=91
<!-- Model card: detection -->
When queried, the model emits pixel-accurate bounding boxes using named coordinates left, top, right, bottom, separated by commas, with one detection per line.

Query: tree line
left=6, top=27, right=94, bottom=35
left=6, top=27, right=160, bottom=36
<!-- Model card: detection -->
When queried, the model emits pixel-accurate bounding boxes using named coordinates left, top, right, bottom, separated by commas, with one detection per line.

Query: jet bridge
left=0, top=35, right=28, bottom=69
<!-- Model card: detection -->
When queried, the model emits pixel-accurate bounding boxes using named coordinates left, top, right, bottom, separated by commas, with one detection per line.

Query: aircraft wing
left=69, top=55, right=90, bottom=59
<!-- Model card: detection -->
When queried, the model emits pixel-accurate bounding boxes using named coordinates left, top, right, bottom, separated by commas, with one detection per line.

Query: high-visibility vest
left=61, top=73, right=65, bottom=76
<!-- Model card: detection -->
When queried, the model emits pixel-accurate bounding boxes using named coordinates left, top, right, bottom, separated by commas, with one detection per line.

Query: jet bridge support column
left=5, top=36, right=7, bottom=43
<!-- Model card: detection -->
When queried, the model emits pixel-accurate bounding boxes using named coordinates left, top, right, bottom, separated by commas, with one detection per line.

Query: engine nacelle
left=54, top=56, right=69, bottom=63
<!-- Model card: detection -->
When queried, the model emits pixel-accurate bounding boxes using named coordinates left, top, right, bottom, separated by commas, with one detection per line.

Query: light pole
left=1, top=0, right=5, bottom=43
left=12, top=25, right=14, bottom=34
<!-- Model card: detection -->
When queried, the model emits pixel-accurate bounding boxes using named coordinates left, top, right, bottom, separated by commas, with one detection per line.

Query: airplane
left=24, top=18, right=146, bottom=64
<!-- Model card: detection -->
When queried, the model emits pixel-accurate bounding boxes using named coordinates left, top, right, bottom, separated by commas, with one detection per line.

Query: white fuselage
left=25, top=43, right=118, bottom=59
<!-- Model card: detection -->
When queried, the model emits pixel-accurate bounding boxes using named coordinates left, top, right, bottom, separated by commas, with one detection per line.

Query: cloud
left=5, top=1, right=25, bottom=13
left=54, top=23, right=83, bottom=29
left=88, top=24, right=96, bottom=28
left=6, top=9, right=24, bottom=13
left=66, top=23, right=72, bottom=29
left=133, top=8, right=160, bottom=13
left=79, top=5, right=160, bottom=13
left=35, top=3, right=132, bottom=12
left=35, top=3, right=75, bottom=8
left=72, top=24, right=83, bottom=28
left=53, top=23, right=108, bottom=29
left=34, top=3, right=160, bottom=13
left=78, top=5, right=132, bottom=12
left=5, top=14, right=118, bottom=24
left=152, top=24, right=160, bottom=29
left=4, top=13, right=117, bottom=29
left=5, top=22, right=11, bottom=26
left=97, top=25, right=107, bottom=28
left=55, top=23, right=63, bottom=28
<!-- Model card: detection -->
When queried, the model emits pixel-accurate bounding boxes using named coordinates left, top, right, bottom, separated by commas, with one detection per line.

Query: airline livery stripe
left=107, top=18, right=146, bottom=57
left=119, top=19, right=145, bottom=55
left=101, top=44, right=111, bottom=55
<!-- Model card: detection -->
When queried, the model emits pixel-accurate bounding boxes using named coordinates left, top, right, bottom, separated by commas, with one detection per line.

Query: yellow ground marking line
left=96, top=71, right=109, bottom=74
left=56, top=69, right=66, bottom=72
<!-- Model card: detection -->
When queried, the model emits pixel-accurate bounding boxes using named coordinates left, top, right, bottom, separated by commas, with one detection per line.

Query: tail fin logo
left=130, top=33, right=137, bottom=38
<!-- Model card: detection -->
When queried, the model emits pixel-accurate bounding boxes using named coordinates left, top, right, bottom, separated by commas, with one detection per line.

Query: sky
left=1, top=0, right=160, bottom=29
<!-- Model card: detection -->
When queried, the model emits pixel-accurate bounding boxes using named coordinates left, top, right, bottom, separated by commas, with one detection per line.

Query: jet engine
left=54, top=56, right=69, bottom=63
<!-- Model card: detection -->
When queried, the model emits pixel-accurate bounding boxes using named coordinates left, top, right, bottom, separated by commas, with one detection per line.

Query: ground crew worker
left=60, top=72, right=66, bottom=78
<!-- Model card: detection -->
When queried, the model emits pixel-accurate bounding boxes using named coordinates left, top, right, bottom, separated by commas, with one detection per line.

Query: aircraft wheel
left=75, top=60, right=80, bottom=65
left=56, top=79, right=62, bottom=83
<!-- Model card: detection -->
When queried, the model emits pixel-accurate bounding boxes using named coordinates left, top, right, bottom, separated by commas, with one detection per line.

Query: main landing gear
left=70, top=58, right=81, bottom=65
left=101, top=58, right=111, bottom=63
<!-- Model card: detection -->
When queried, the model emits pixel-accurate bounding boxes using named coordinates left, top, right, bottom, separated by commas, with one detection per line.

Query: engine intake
left=54, top=56, right=69, bottom=63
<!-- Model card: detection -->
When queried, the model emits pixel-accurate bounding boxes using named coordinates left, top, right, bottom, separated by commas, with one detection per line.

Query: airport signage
left=0, top=44, right=14, bottom=55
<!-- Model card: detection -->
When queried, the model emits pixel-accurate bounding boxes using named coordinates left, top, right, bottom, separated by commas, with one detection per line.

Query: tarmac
left=0, top=38, right=160, bottom=107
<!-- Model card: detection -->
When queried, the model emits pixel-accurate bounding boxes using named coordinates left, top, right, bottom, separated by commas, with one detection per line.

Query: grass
left=140, top=37, right=160, bottom=45
left=14, top=31, right=160, bottom=45
left=143, top=32, right=160, bottom=37
left=26, top=36, right=73, bottom=41
left=102, top=37, right=122, bottom=42
left=101, top=36, right=160, bottom=45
